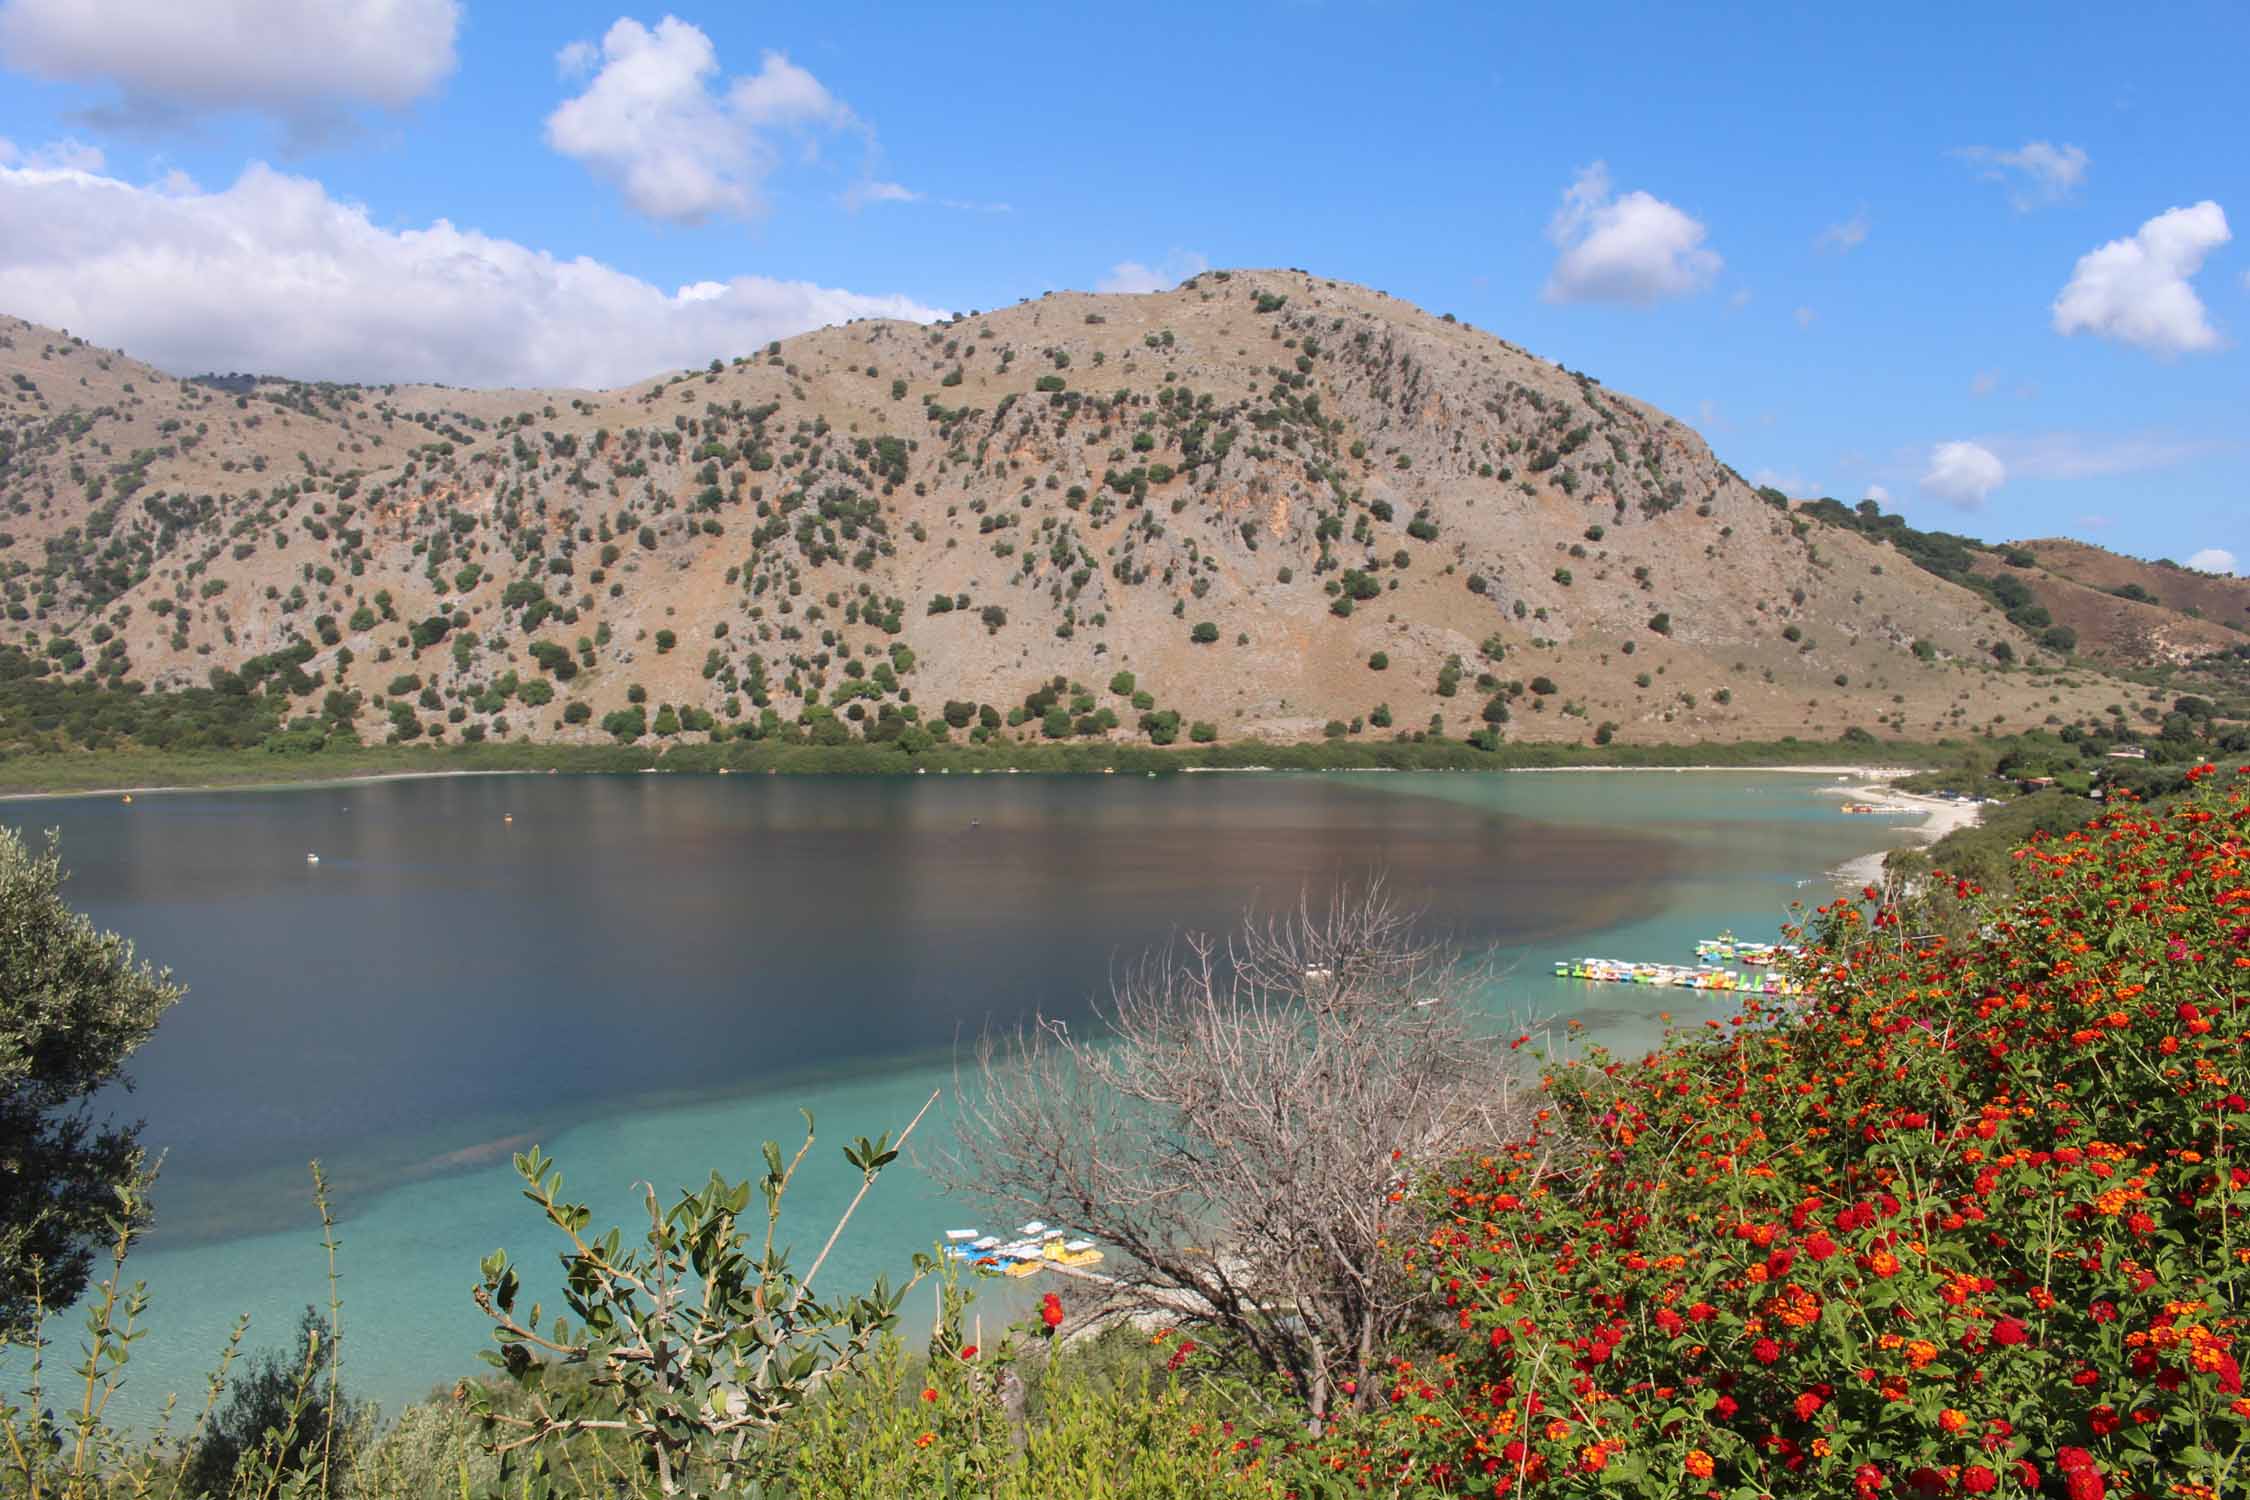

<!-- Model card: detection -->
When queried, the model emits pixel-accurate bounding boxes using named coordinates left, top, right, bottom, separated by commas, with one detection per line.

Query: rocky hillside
left=1973, top=538, right=2250, bottom=666
left=0, top=272, right=2147, bottom=752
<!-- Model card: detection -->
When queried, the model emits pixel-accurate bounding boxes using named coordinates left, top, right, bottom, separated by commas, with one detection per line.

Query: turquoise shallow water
left=1, top=768, right=1905, bottom=1419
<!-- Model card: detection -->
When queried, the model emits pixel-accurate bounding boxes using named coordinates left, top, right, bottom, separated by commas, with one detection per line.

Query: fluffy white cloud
left=1862, top=483, right=1892, bottom=505
left=1543, top=162, right=1720, bottom=305
left=1816, top=209, right=1868, bottom=253
left=2053, top=201, right=2231, bottom=357
left=1792, top=305, right=1816, bottom=329
left=0, top=133, right=100, bottom=170
left=1955, top=140, right=2089, bottom=207
left=2186, top=547, right=2238, bottom=575
left=1098, top=250, right=1208, bottom=295
left=0, top=0, right=458, bottom=136
left=1920, top=441, right=2007, bottom=507
left=546, top=18, right=857, bottom=224
left=0, top=158, right=943, bottom=388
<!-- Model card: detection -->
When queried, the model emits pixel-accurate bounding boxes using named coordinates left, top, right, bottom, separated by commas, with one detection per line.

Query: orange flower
left=1938, top=1407, right=1969, bottom=1434
left=1685, top=1448, right=1715, bottom=1478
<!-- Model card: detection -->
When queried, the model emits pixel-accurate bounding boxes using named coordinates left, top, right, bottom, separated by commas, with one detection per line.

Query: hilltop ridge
left=0, top=270, right=2199, bottom=755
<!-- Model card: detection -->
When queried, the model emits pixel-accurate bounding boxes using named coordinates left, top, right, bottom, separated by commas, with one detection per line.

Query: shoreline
left=1820, top=779, right=1986, bottom=888
left=2, top=758, right=1941, bottom=804
left=0, top=767, right=539, bottom=804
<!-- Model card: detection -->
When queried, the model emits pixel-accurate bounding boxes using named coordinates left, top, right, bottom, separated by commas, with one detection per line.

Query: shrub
left=1190, top=622, right=1219, bottom=644
left=1188, top=721, right=1217, bottom=743
left=1368, top=651, right=1388, bottom=671
left=1348, top=771, right=2250, bottom=1500
left=1647, top=611, right=1671, bottom=635
left=0, top=828, right=181, bottom=1330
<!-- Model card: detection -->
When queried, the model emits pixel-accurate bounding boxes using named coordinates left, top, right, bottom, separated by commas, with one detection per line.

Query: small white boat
left=1016, top=1220, right=1047, bottom=1236
left=968, top=1235, right=1001, bottom=1251
left=305, top=853, right=320, bottom=864
left=944, top=1228, right=980, bottom=1242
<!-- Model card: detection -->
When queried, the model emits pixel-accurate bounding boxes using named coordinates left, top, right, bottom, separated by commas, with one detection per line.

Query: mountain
left=0, top=272, right=2200, bottom=754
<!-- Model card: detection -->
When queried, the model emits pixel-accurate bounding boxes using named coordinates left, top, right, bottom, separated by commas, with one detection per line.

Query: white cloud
left=2053, top=201, right=2231, bottom=357
left=1098, top=250, right=1208, bottom=295
left=0, top=158, right=944, bottom=388
left=1750, top=466, right=1817, bottom=499
left=1726, top=288, right=1751, bottom=310
left=1920, top=441, right=2007, bottom=508
left=555, top=39, right=598, bottom=78
left=1970, top=369, right=1999, bottom=397
left=1955, top=140, right=2090, bottom=207
left=1792, top=305, right=1816, bottom=329
left=1862, top=483, right=1892, bottom=505
left=2075, top=513, right=2114, bottom=531
left=2186, top=547, right=2238, bottom=575
left=1816, top=209, right=1868, bottom=253
left=1986, top=430, right=2216, bottom=481
left=846, top=179, right=920, bottom=208
left=1542, top=162, right=1720, bottom=305
left=0, top=0, right=458, bottom=138
left=0, top=133, right=100, bottom=170
left=545, top=18, right=857, bottom=225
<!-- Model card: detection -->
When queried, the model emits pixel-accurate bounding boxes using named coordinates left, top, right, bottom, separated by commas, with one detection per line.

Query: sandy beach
left=1821, top=778, right=1986, bottom=889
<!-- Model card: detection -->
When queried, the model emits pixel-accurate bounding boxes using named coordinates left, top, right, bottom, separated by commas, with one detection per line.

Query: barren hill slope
left=1983, top=538, right=2250, bottom=666
left=0, top=272, right=2140, bottom=752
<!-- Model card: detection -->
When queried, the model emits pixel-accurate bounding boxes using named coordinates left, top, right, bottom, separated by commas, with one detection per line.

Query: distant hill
left=0, top=273, right=2188, bottom=754
left=1972, top=538, right=2250, bottom=666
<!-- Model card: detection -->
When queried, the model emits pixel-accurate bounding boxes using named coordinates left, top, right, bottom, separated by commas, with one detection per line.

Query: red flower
left=1991, top=1316, right=2028, bottom=1346
left=1752, top=1337, right=1782, bottom=1365
left=1039, top=1292, right=1064, bottom=1330
left=1960, top=1465, right=1998, bottom=1494
left=920, top=1386, right=938, bottom=1403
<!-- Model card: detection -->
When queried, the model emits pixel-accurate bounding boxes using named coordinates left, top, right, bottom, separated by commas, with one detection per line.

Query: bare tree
left=946, top=883, right=1518, bottom=1431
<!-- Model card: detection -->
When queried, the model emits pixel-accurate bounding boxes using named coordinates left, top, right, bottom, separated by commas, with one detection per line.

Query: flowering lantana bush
left=1335, top=768, right=2250, bottom=1497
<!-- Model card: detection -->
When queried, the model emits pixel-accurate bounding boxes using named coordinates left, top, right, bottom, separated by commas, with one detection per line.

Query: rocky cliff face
left=0, top=271, right=2136, bottom=749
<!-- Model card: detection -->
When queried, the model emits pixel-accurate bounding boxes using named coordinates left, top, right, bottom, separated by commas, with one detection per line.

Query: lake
left=3, top=767, right=1904, bottom=1416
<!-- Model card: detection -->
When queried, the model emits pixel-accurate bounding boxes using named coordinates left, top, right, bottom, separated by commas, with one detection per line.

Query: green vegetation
left=0, top=826, right=182, bottom=1332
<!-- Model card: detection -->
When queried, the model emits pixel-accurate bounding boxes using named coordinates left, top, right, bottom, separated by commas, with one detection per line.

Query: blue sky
left=0, top=1, right=2243, bottom=569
